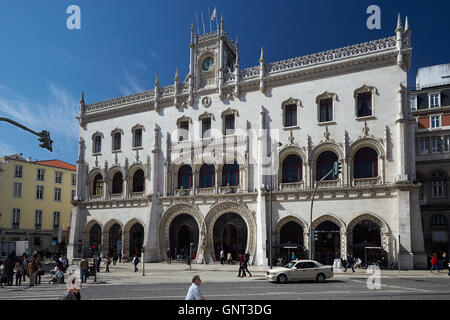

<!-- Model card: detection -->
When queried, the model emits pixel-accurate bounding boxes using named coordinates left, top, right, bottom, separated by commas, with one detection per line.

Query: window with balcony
left=36, top=185, right=44, bottom=200
left=34, top=210, right=42, bottom=230
left=222, top=162, right=239, bottom=186
left=12, top=208, right=20, bottom=229
left=112, top=172, right=123, bottom=194
left=178, top=165, right=193, bottom=189
left=92, top=174, right=103, bottom=196
left=14, top=165, right=23, bottom=178
left=316, top=151, right=338, bottom=181
left=37, top=168, right=45, bottom=181
left=224, top=114, right=235, bottom=135
left=53, top=211, right=60, bottom=230
left=179, top=121, right=189, bottom=141
left=199, top=164, right=215, bottom=188
left=202, top=118, right=211, bottom=138
left=132, top=169, right=145, bottom=193
left=354, top=147, right=378, bottom=179
left=282, top=154, right=302, bottom=183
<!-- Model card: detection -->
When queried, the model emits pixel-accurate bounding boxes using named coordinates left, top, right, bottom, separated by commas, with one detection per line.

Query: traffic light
left=333, top=161, right=342, bottom=177
left=38, top=130, right=53, bottom=152
left=314, top=231, right=319, bottom=241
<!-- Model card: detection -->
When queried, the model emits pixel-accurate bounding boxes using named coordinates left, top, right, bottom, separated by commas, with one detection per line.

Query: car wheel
left=277, top=274, right=288, bottom=283
left=316, top=273, right=326, bottom=283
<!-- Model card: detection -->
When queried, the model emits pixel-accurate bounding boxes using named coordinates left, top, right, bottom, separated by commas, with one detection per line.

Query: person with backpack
left=79, top=256, right=89, bottom=283
left=132, top=254, right=140, bottom=272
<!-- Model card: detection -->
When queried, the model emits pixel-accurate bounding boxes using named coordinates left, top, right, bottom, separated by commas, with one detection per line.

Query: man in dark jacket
left=344, top=253, right=355, bottom=273
left=237, top=254, right=246, bottom=278
left=5, top=257, right=15, bottom=286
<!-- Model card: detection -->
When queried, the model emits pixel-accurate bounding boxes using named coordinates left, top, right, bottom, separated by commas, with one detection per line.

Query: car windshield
left=283, top=262, right=296, bottom=268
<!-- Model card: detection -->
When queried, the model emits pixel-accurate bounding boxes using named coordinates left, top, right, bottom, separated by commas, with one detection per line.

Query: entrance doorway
left=213, top=213, right=247, bottom=261
left=352, top=220, right=382, bottom=265
left=169, top=214, right=199, bottom=260
left=129, top=223, right=144, bottom=257
left=314, top=221, right=340, bottom=265
left=108, top=223, right=122, bottom=255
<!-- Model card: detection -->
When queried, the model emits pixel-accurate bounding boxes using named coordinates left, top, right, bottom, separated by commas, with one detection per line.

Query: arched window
left=94, top=135, right=102, bottom=153
left=282, top=154, right=302, bottom=183
left=132, top=169, right=145, bottom=193
left=112, top=172, right=123, bottom=194
left=430, top=171, right=447, bottom=198
left=199, top=164, right=215, bottom=188
left=178, top=165, right=192, bottom=189
left=92, top=174, right=103, bottom=196
left=431, top=215, right=448, bottom=226
left=316, top=151, right=338, bottom=181
left=354, top=147, right=378, bottom=179
left=222, top=162, right=239, bottom=186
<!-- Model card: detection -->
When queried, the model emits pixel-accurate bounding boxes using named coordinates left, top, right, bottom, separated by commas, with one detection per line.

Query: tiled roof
left=34, top=160, right=76, bottom=171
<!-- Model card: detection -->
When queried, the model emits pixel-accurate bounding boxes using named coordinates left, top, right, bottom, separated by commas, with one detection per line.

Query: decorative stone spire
left=234, top=37, right=240, bottom=98
left=395, top=13, right=404, bottom=67
left=395, top=13, right=403, bottom=32
left=190, top=22, right=194, bottom=45
left=220, top=13, right=224, bottom=35
left=154, top=73, right=160, bottom=112
left=404, top=16, right=410, bottom=32
left=80, top=92, right=85, bottom=106
left=174, top=67, right=179, bottom=82
left=259, top=47, right=266, bottom=93
left=235, top=37, right=240, bottom=66
left=174, top=68, right=180, bottom=106
left=78, top=92, right=86, bottom=127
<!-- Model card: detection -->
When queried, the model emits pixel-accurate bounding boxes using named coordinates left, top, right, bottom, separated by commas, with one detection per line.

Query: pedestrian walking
left=132, top=254, right=140, bottom=272
left=35, top=258, right=43, bottom=285
left=344, top=253, right=355, bottom=273
left=113, top=252, right=118, bottom=266
left=185, top=275, right=206, bottom=300
left=243, top=253, right=252, bottom=277
left=237, top=254, right=246, bottom=278
left=227, top=252, right=232, bottom=265
left=14, top=261, right=24, bottom=286
left=220, top=249, right=225, bottom=265
left=0, top=261, right=6, bottom=285
left=105, top=255, right=111, bottom=273
left=167, top=248, right=172, bottom=264
left=27, top=257, right=38, bottom=287
left=118, top=251, right=122, bottom=263
left=5, top=257, right=15, bottom=286
left=96, top=255, right=101, bottom=272
left=291, top=252, right=296, bottom=261
left=60, top=275, right=81, bottom=300
left=79, top=256, right=89, bottom=283
left=431, top=253, right=439, bottom=273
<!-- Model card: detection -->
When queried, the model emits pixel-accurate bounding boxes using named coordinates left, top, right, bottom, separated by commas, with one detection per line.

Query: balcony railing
left=175, top=188, right=192, bottom=196
left=129, top=192, right=145, bottom=199
left=110, top=193, right=123, bottom=199
left=220, top=185, right=239, bottom=194
left=280, top=181, right=304, bottom=190
left=89, top=195, right=103, bottom=201
left=353, top=177, right=381, bottom=187
left=197, top=187, right=215, bottom=195
left=317, top=179, right=340, bottom=188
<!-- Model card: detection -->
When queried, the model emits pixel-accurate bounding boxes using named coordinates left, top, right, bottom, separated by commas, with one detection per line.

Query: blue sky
left=0, top=0, right=449, bottom=165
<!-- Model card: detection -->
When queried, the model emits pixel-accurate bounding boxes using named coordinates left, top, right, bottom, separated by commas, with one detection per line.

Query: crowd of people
left=429, top=252, right=450, bottom=275
left=0, top=251, right=44, bottom=287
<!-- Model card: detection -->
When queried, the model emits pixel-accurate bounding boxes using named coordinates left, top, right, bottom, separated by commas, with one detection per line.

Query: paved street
left=0, top=262, right=449, bottom=300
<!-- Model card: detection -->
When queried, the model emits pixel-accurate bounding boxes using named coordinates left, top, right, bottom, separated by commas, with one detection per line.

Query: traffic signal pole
left=309, top=161, right=341, bottom=260
left=0, top=117, right=53, bottom=152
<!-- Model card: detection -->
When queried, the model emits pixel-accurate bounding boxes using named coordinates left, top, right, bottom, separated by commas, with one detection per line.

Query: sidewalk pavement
left=65, top=261, right=450, bottom=286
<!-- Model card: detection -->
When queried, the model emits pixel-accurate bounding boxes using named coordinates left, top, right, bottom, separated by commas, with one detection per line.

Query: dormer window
left=429, top=92, right=440, bottom=108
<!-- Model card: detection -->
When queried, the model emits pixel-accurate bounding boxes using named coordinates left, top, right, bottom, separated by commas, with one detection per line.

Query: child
left=56, top=267, right=65, bottom=284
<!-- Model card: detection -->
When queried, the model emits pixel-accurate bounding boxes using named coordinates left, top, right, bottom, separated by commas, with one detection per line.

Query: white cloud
left=150, top=50, right=158, bottom=59
left=0, top=141, right=16, bottom=156
left=117, top=68, right=147, bottom=96
left=134, top=60, right=147, bottom=72
left=0, top=82, right=78, bottom=142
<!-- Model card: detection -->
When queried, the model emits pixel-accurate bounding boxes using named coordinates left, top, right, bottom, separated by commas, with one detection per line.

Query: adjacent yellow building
left=0, top=154, right=76, bottom=253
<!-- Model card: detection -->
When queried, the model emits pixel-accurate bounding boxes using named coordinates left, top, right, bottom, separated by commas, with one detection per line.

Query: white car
left=265, top=260, right=333, bottom=283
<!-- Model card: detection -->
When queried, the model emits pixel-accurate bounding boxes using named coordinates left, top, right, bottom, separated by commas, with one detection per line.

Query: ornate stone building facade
left=68, top=15, right=427, bottom=269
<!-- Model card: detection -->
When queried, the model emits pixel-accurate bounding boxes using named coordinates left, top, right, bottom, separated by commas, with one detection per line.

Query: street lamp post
left=309, top=161, right=341, bottom=260
left=268, top=142, right=282, bottom=269
left=142, top=246, right=145, bottom=276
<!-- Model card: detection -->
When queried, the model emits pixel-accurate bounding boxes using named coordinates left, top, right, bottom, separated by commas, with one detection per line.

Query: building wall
left=0, top=156, right=76, bottom=252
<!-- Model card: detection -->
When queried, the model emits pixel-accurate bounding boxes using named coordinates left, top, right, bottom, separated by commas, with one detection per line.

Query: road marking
left=349, top=279, right=432, bottom=292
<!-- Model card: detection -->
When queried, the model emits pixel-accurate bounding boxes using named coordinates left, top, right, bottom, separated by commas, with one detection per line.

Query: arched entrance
left=89, top=224, right=102, bottom=254
left=129, top=223, right=144, bottom=257
left=314, top=221, right=340, bottom=265
left=279, top=221, right=304, bottom=260
left=213, top=213, right=247, bottom=261
left=169, top=214, right=199, bottom=259
left=109, top=223, right=122, bottom=255
left=352, top=220, right=382, bottom=265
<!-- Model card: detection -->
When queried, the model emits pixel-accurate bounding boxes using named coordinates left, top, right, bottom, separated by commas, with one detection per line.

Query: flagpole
left=201, top=11, right=205, bottom=34
left=208, top=8, right=212, bottom=33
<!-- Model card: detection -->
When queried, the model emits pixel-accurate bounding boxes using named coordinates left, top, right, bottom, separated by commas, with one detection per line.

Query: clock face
left=202, top=57, right=214, bottom=72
